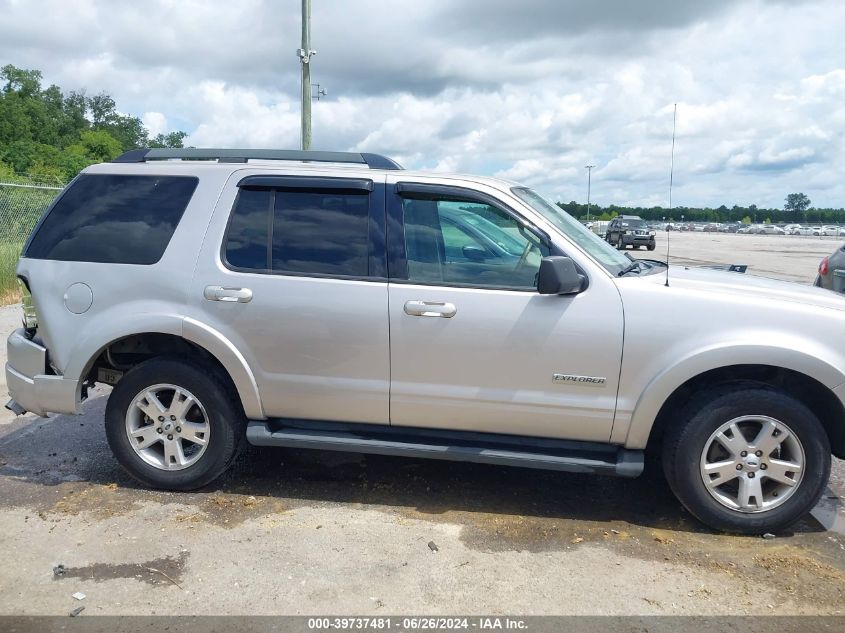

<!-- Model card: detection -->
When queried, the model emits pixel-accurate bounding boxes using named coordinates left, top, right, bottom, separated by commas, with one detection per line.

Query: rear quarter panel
left=18, top=164, right=230, bottom=379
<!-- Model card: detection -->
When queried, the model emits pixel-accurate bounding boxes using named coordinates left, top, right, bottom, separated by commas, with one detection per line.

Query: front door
left=387, top=184, right=624, bottom=442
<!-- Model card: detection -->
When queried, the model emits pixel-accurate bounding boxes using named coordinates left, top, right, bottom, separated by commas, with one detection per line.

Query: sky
left=1, top=0, right=844, bottom=209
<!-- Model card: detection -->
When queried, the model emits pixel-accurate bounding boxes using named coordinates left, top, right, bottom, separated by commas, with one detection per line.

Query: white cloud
left=141, top=112, right=168, bottom=137
left=0, top=0, right=843, bottom=208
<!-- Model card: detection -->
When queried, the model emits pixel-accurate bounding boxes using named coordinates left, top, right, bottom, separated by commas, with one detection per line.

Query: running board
left=246, top=420, right=643, bottom=477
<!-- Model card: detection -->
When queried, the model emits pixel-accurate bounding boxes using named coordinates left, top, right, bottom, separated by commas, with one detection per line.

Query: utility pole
left=297, top=0, right=315, bottom=150
left=585, top=165, right=595, bottom=223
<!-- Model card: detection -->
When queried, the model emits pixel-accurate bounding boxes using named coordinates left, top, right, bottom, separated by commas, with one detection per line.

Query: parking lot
left=632, top=231, right=839, bottom=284
left=0, top=231, right=843, bottom=616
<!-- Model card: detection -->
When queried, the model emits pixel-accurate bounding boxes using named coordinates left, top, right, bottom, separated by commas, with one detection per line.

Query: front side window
left=224, top=187, right=370, bottom=277
left=402, top=197, right=549, bottom=289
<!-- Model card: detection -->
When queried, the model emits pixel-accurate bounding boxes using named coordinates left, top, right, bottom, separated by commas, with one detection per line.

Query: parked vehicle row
left=655, top=222, right=845, bottom=236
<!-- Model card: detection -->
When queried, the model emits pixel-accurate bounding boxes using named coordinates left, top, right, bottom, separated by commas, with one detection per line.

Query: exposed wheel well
left=647, top=364, right=845, bottom=459
left=83, top=333, right=242, bottom=413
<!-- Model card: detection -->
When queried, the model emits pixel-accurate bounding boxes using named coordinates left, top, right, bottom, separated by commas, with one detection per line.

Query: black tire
left=647, top=242, right=656, bottom=251
left=105, top=357, right=245, bottom=490
left=617, top=240, right=626, bottom=250
left=662, top=385, right=830, bottom=534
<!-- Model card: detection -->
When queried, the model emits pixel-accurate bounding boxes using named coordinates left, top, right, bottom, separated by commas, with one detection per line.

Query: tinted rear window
left=224, top=187, right=370, bottom=277
left=25, top=174, right=198, bottom=264
left=272, top=189, right=369, bottom=276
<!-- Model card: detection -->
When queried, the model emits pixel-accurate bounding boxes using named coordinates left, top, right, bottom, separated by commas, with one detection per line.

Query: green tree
left=0, top=65, right=188, bottom=181
left=741, top=216, right=752, bottom=225
left=149, top=131, right=187, bottom=148
left=784, top=193, right=811, bottom=213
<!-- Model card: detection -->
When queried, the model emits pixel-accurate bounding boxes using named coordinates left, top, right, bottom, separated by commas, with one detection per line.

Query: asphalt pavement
left=0, top=232, right=843, bottom=615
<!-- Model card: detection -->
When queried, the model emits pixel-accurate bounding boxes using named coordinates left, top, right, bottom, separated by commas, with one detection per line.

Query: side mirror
left=537, top=256, right=586, bottom=295
left=462, top=245, right=487, bottom=261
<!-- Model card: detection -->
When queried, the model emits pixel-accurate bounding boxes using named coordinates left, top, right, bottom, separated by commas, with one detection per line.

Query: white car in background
left=763, top=225, right=786, bottom=235
left=783, top=224, right=802, bottom=235
left=821, top=225, right=841, bottom=236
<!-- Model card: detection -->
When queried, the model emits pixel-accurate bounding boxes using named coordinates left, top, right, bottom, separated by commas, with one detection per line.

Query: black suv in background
left=605, top=215, right=656, bottom=250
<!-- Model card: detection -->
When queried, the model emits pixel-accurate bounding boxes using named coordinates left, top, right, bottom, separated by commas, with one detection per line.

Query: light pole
left=585, top=165, right=595, bottom=223
left=297, top=0, right=316, bottom=150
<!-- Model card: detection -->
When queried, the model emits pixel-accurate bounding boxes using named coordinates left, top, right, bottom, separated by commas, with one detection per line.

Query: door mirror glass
left=537, top=256, right=586, bottom=295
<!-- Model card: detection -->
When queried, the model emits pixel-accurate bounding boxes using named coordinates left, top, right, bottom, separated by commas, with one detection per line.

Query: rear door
left=189, top=171, right=390, bottom=424
left=385, top=180, right=625, bottom=442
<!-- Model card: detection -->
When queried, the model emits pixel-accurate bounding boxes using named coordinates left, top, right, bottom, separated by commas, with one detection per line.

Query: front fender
left=621, top=342, right=845, bottom=449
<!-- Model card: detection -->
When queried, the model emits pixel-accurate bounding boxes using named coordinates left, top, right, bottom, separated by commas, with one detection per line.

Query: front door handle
left=403, top=300, right=457, bottom=318
left=204, top=285, right=253, bottom=303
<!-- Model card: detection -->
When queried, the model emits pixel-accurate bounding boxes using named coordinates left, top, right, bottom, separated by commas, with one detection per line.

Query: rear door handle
left=204, top=285, right=253, bottom=303
left=403, top=300, right=457, bottom=318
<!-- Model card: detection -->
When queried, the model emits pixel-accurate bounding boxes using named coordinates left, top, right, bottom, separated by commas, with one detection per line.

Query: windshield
left=511, top=187, right=631, bottom=274
left=622, top=219, right=645, bottom=228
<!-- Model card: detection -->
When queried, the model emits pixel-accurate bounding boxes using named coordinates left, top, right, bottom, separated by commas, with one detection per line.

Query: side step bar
left=246, top=421, right=643, bottom=478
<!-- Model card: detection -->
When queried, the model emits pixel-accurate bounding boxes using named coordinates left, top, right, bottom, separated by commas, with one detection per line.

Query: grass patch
left=0, top=242, right=22, bottom=305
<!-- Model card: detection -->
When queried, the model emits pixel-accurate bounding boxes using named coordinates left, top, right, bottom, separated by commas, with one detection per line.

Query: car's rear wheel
left=105, top=357, right=245, bottom=490
left=662, top=385, right=830, bottom=533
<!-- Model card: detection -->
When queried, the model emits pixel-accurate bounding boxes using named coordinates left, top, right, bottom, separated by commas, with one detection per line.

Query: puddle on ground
left=52, top=551, right=188, bottom=587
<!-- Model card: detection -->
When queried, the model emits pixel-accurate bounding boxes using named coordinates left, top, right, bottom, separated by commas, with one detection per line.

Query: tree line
left=557, top=194, right=845, bottom=225
left=0, top=64, right=186, bottom=184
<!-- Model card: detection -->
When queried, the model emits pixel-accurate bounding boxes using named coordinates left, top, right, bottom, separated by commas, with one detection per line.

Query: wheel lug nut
left=157, top=428, right=163, bottom=434
left=755, top=450, right=762, bottom=457
left=167, top=434, right=173, bottom=440
left=170, top=415, right=176, bottom=421
left=175, top=427, right=181, bottom=433
left=158, top=416, right=164, bottom=422
left=760, top=464, right=767, bottom=470
left=740, top=451, right=747, bottom=457
left=736, top=464, right=743, bottom=470
left=748, top=472, right=755, bottom=478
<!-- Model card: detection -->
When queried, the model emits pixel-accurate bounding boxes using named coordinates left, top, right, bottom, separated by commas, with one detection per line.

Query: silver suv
left=6, top=148, right=844, bottom=534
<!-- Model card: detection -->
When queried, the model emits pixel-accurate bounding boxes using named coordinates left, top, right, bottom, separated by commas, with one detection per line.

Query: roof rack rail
left=111, top=148, right=403, bottom=170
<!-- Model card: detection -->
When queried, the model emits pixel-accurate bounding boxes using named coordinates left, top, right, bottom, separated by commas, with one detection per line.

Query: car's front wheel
left=105, top=357, right=245, bottom=490
left=662, top=385, right=830, bottom=533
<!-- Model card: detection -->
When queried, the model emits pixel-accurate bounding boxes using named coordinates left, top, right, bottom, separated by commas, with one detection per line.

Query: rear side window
left=224, top=187, right=370, bottom=277
left=25, top=174, right=198, bottom=264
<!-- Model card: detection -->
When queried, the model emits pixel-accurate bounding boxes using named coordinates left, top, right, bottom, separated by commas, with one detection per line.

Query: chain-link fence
left=0, top=180, right=63, bottom=243
left=0, top=179, right=64, bottom=302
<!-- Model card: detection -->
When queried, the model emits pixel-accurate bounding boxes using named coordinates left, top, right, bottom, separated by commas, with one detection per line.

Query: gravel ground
left=0, top=232, right=843, bottom=616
